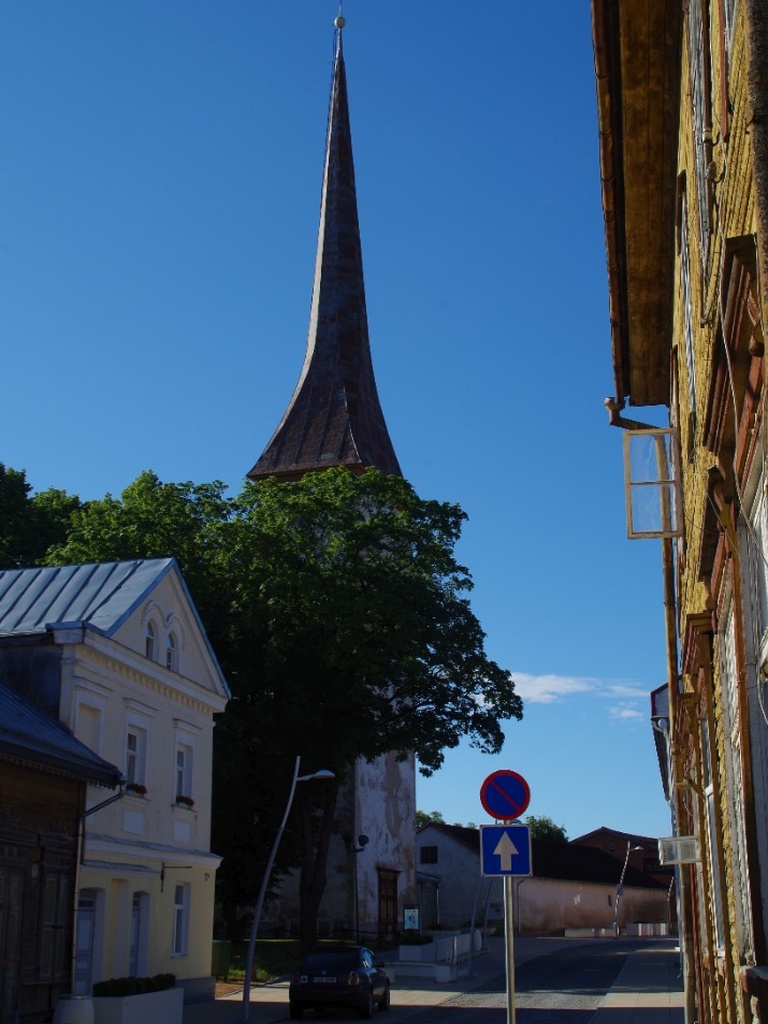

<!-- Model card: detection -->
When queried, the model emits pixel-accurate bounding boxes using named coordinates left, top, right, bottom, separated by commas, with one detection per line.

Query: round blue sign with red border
left=480, top=769, right=531, bottom=820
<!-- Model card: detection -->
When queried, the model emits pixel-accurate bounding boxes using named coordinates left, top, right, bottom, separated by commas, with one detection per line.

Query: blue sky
left=1, top=3, right=672, bottom=840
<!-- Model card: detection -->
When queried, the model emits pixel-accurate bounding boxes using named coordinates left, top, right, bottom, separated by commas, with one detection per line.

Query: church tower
left=248, top=19, right=401, bottom=482
left=250, top=17, right=415, bottom=942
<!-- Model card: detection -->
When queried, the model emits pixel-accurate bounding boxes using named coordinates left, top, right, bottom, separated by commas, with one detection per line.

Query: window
left=680, top=191, right=696, bottom=421
left=145, top=622, right=155, bottom=660
left=166, top=633, right=177, bottom=672
left=718, top=598, right=754, bottom=958
left=723, top=0, right=738, bottom=57
left=623, top=429, right=683, bottom=538
left=700, top=717, right=725, bottom=949
left=420, top=846, right=438, bottom=865
left=125, top=726, right=147, bottom=788
left=175, top=742, right=193, bottom=802
left=75, top=700, right=103, bottom=754
left=173, top=884, right=190, bottom=956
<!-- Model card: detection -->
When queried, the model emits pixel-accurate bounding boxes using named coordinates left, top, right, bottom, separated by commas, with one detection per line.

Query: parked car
left=289, top=944, right=391, bottom=1019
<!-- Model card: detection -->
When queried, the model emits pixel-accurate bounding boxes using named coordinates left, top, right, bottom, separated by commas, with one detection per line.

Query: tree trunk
left=298, top=779, right=339, bottom=951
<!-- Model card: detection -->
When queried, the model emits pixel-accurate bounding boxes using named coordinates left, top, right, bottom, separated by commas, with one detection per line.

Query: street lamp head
left=297, top=768, right=335, bottom=783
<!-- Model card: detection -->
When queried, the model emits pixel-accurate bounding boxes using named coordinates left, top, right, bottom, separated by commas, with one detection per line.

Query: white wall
left=61, top=569, right=227, bottom=998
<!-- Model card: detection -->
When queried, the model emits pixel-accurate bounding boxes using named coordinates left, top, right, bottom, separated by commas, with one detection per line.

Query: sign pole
left=479, top=769, right=531, bottom=1024
left=504, top=874, right=516, bottom=1024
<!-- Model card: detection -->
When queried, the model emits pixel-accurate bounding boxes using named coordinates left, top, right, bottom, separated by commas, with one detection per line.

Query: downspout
left=606, top=399, right=696, bottom=1024
left=70, top=783, right=126, bottom=990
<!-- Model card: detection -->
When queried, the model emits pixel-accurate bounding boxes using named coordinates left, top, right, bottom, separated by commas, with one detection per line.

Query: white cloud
left=608, top=703, right=646, bottom=722
left=511, top=672, right=650, bottom=724
left=512, top=672, right=597, bottom=704
left=605, top=683, right=650, bottom=700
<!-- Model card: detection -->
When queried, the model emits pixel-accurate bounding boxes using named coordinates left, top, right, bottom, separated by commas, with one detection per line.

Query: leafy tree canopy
left=415, top=810, right=446, bottom=828
left=0, top=463, right=81, bottom=567
left=12, top=464, right=522, bottom=934
left=525, top=815, right=568, bottom=842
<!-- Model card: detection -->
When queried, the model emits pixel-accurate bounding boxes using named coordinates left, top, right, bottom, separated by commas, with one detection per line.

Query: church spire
left=247, top=18, right=402, bottom=482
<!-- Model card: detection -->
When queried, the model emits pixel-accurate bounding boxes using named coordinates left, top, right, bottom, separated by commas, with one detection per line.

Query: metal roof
left=0, top=559, right=176, bottom=637
left=0, top=680, right=122, bottom=787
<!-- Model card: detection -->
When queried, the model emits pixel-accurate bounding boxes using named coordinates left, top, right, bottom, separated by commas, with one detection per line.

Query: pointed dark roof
left=248, top=27, right=401, bottom=482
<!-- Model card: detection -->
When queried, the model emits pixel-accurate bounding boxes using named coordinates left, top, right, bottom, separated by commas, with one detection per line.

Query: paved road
left=304, top=939, right=647, bottom=1024
left=405, top=938, right=649, bottom=1023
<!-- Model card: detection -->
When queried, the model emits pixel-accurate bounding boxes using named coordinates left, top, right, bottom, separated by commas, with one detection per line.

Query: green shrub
left=92, top=973, right=176, bottom=997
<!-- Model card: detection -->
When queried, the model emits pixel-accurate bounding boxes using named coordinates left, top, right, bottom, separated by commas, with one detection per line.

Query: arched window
left=166, top=633, right=176, bottom=672
left=145, top=622, right=155, bottom=660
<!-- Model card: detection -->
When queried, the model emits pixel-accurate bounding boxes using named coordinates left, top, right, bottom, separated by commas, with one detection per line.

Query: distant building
left=415, top=822, right=669, bottom=936
left=248, top=18, right=415, bottom=942
left=0, top=559, right=230, bottom=1006
left=591, top=0, right=768, bottom=1019
left=570, top=827, right=675, bottom=890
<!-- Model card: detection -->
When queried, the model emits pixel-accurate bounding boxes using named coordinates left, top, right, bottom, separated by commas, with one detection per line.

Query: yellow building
left=591, top=1, right=768, bottom=1022
left=0, top=559, right=230, bottom=1012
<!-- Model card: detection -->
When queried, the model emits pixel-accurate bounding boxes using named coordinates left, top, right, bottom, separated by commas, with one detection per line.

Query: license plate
left=313, top=976, right=336, bottom=984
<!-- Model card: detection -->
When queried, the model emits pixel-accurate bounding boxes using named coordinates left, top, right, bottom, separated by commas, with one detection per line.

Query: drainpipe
left=604, top=397, right=659, bottom=432
left=69, top=783, right=126, bottom=990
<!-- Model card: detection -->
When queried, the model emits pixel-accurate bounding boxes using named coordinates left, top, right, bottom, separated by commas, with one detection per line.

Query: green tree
left=415, top=810, right=446, bottom=829
left=45, top=465, right=522, bottom=946
left=0, top=463, right=81, bottom=568
left=525, top=815, right=568, bottom=842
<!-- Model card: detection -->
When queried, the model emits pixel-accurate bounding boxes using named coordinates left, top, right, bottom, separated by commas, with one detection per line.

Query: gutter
left=744, top=0, right=768, bottom=335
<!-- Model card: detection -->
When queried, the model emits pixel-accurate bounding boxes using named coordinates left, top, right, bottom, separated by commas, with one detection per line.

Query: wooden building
left=591, top=0, right=768, bottom=1021
left=0, top=681, right=121, bottom=1023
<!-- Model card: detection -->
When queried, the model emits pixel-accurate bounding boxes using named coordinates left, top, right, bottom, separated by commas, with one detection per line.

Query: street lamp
left=613, top=842, right=643, bottom=938
left=241, top=756, right=335, bottom=1022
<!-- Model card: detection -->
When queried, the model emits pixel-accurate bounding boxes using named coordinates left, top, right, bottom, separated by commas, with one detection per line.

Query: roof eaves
left=591, top=0, right=681, bottom=409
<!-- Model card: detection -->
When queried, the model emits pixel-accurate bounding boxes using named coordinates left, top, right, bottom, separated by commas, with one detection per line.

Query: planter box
left=92, top=987, right=183, bottom=1024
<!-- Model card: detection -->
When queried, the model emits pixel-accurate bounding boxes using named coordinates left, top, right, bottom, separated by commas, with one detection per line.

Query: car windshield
left=304, top=951, right=359, bottom=971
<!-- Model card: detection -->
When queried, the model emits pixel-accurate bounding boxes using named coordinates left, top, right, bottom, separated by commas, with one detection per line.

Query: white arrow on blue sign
left=480, top=823, right=532, bottom=877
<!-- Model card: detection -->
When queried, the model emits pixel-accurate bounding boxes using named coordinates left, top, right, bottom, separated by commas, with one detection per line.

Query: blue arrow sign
left=480, top=824, right=532, bottom=877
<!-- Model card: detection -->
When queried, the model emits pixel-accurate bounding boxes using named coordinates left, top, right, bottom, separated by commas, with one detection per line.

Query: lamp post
left=613, top=842, right=643, bottom=938
left=241, top=756, right=334, bottom=1022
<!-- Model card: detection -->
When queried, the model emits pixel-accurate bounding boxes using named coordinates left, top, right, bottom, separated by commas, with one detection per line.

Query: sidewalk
left=182, top=937, right=685, bottom=1023
left=588, top=942, right=685, bottom=1023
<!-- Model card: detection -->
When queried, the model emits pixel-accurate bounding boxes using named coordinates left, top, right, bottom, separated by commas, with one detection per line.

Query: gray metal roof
left=0, top=680, right=122, bottom=787
left=0, top=558, right=230, bottom=698
left=0, top=559, right=176, bottom=637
